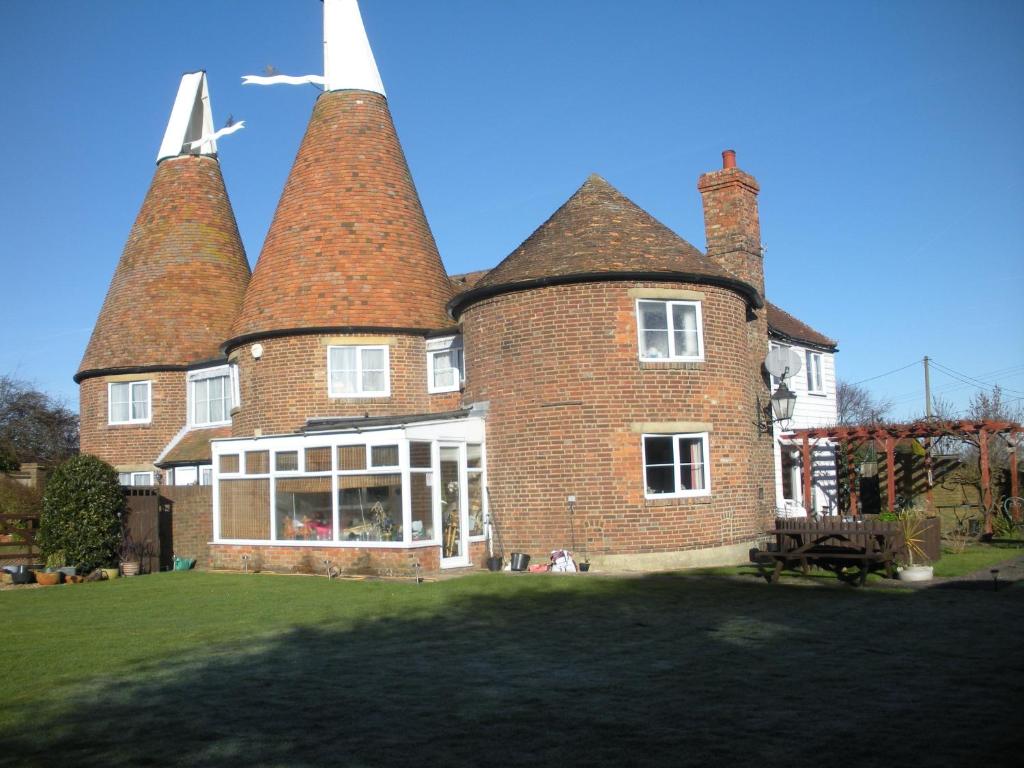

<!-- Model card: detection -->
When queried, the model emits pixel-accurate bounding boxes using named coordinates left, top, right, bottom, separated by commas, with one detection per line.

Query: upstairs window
left=426, top=336, right=464, bottom=393
left=109, top=381, right=151, bottom=425
left=119, top=471, right=154, bottom=486
left=189, top=367, right=232, bottom=427
left=636, top=300, right=703, bottom=361
left=642, top=433, right=711, bottom=498
left=806, top=351, right=824, bottom=394
left=328, top=345, right=390, bottom=397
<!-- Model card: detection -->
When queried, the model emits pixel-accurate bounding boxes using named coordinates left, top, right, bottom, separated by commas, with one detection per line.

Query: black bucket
left=510, top=553, right=531, bottom=571
left=486, top=556, right=503, bottom=572
left=578, top=562, right=591, bottom=572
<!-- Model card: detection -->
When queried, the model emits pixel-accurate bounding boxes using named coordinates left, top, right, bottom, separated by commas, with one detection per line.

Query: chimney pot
left=722, top=149, right=737, bottom=169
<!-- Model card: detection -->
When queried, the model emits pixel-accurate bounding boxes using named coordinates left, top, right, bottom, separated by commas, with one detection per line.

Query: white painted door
left=439, top=444, right=469, bottom=568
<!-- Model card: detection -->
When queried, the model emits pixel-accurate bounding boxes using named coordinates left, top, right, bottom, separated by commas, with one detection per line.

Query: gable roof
left=766, top=301, right=837, bottom=350
left=448, top=174, right=761, bottom=317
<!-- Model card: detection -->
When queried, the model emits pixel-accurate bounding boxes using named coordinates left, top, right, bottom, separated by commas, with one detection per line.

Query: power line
left=850, top=359, right=921, bottom=386
left=929, top=359, right=1024, bottom=396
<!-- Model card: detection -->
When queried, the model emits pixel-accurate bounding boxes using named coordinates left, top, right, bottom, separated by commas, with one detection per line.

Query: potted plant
left=33, top=568, right=61, bottom=586
left=118, top=532, right=142, bottom=577
left=45, top=550, right=77, bottom=578
left=896, top=507, right=934, bottom=582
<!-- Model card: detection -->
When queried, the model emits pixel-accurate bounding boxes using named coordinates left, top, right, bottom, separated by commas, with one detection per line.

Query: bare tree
left=836, top=381, right=892, bottom=425
left=0, top=375, right=79, bottom=466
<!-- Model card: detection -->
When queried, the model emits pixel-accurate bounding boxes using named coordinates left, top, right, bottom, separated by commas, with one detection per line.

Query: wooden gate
left=0, top=514, right=40, bottom=566
left=123, top=489, right=174, bottom=573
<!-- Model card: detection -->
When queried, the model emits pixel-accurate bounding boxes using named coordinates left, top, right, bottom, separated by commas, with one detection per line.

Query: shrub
left=39, top=455, right=124, bottom=572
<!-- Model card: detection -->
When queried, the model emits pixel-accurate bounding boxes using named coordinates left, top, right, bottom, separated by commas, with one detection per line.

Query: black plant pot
left=486, top=556, right=503, bottom=572
left=579, top=562, right=591, bottom=572
left=510, top=553, right=531, bottom=571
left=11, top=566, right=33, bottom=585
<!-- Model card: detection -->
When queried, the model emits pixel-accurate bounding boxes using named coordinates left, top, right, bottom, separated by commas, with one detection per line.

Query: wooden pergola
left=785, top=420, right=1022, bottom=531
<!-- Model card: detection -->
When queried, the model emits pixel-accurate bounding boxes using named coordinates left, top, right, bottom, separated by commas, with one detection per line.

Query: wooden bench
left=755, top=518, right=901, bottom=586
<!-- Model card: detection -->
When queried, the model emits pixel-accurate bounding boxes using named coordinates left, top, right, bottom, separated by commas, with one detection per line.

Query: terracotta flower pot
left=33, top=571, right=62, bottom=586
left=121, top=561, right=141, bottom=577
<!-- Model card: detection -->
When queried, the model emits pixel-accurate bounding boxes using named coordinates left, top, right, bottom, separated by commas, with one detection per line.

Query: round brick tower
left=76, top=72, right=250, bottom=473
left=452, top=172, right=774, bottom=568
left=227, top=1, right=454, bottom=436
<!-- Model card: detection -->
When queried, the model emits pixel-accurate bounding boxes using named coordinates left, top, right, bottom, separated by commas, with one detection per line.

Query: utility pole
left=923, top=355, right=932, bottom=419
left=923, top=355, right=934, bottom=507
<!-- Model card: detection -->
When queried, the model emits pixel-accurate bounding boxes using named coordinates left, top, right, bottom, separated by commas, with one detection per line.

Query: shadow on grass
left=2, top=573, right=1022, bottom=768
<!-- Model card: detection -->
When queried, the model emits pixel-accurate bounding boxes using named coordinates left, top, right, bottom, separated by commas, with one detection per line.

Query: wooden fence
left=0, top=514, right=41, bottom=566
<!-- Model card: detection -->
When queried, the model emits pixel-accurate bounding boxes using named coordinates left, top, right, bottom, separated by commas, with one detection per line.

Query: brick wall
left=208, top=540, right=487, bottom=576
left=231, top=333, right=461, bottom=436
left=161, top=485, right=213, bottom=569
left=697, top=163, right=764, bottom=296
left=462, top=280, right=775, bottom=561
left=79, top=372, right=186, bottom=471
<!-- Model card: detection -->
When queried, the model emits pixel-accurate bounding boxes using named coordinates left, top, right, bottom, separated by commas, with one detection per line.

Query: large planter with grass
left=898, top=565, right=934, bottom=582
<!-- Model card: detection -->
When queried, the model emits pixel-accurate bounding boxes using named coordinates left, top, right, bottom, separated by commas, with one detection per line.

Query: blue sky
left=1, top=0, right=1022, bottom=419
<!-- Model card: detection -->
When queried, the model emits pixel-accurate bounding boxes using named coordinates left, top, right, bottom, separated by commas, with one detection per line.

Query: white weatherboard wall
left=771, top=344, right=839, bottom=513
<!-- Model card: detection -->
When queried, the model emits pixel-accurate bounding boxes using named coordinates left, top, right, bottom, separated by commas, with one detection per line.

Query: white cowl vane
left=242, top=0, right=385, bottom=96
left=324, top=0, right=385, bottom=95
left=157, top=72, right=216, bottom=163
left=157, top=71, right=244, bottom=163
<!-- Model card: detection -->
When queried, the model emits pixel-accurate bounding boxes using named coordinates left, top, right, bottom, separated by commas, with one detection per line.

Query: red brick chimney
left=697, top=150, right=763, bottom=297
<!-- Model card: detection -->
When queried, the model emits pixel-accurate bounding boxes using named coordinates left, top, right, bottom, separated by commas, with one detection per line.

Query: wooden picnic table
left=756, top=518, right=901, bottom=586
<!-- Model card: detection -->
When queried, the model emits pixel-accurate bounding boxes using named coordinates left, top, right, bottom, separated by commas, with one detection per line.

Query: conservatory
left=211, top=413, right=487, bottom=569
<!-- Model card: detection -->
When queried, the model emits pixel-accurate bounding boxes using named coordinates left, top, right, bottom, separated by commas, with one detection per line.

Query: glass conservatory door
left=439, top=444, right=469, bottom=568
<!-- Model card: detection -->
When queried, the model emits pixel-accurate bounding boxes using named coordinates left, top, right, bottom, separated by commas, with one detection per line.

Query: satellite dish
left=764, top=347, right=802, bottom=381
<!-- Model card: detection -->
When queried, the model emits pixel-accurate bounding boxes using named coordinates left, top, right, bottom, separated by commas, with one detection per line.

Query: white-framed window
left=328, top=345, right=390, bottom=398
left=189, top=366, right=232, bottom=427
left=119, top=471, right=154, bottom=486
left=642, top=433, right=711, bottom=498
left=806, top=351, right=824, bottom=394
left=426, top=336, right=464, bottom=393
left=636, top=300, right=704, bottom=361
left=108, top=381, right=151, bottom=425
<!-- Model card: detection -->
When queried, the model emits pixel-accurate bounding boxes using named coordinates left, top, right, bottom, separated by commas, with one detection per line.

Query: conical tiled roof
left=77, top=154, right=250, bottom=380
left=230, top=90, right=453, bottom=344
left=449, top=174, right=761, bottom=317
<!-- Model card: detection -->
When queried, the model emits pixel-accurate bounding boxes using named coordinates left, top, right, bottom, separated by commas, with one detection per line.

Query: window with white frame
left=642, top=433, right=711, bottom=498
left=108, top=381, right=151, bottom=424
left=427, top=336, right=464, bottom=393
left=806, top=351, right=824, bottom=394
left=118, top=471, right=154, bottom=486
left=189, top=366, right=232, bottom=426
left=636, top=300, right=704, bottom=361
left=328, top=346, right=390, bottom=397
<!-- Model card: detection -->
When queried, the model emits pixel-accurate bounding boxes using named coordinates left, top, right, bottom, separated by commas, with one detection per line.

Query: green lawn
left=932, top=541, right=1024, bottom=577
left=2, top=570, right=1022, bottom=768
